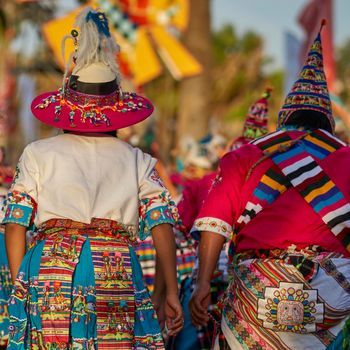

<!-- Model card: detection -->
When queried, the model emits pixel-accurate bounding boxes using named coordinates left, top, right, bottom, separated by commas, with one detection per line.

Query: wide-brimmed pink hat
left=31, top=8, right=154, bottom=132
left=31, top=81, right=153, bottom=132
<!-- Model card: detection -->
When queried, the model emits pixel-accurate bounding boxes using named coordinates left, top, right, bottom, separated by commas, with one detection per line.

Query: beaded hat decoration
left=31, top=8, right=153, bottom=132
left=277, top=20, right=334, bottom=134
left=229, top=87, right=272, bottom=151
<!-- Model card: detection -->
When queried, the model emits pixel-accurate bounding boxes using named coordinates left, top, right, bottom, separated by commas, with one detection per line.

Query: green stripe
left=311, top=131, right=341, bottom=150
left=260, top=135, right=291, bottom=150
left=265, top=168, right=291, bottom=188
left=299, top=175, right=329, bottom=197
left=138, top=253, right=155, bottom=260
left=342, top=233, right=350, bottom=247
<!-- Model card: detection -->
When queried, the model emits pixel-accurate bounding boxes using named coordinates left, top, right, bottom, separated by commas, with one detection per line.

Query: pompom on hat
left=277, top=19, right=335, bottom=134
left=229, top=87, right=272, bottom=151
left=31, top=8, right=153, bottom=132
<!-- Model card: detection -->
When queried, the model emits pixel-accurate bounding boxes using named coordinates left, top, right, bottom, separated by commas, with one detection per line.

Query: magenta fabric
left=31, top=90, right=154, bottom=132
left=178, top=173, right=216, bottom=233
left=195, top=130, right=350, bottom=256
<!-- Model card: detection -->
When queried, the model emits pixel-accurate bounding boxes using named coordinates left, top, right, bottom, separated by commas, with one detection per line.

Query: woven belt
left=33, top=218, right=137, bottom=246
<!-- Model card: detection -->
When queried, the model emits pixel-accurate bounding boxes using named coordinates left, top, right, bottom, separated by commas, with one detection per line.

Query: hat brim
left=278, top=107, right=335, bottom=133
left=31, top=90, right=154, bottom=132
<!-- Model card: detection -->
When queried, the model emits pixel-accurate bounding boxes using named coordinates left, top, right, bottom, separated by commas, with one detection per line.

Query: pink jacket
left=192, top=130, right=350, bottom=256
left=178, top=172, right=216, bottom=233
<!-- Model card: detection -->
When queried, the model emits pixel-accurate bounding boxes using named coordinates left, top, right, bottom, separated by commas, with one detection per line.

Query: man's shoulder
left=219, top=143, right=262, bottom=175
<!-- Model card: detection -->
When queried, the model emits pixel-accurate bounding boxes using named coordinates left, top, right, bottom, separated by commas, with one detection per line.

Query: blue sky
left=212, top=0, right=350, bottom=69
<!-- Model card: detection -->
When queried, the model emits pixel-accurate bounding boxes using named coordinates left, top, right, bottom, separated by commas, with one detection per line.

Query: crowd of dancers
left=0, top=7, right=348, bottom=350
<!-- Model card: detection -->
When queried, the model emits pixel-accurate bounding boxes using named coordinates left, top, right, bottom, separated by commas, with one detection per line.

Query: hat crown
left=229, top=88, right=271, bottom=151
left=74, top=62, right=117, bottom=84
left=301, top=33, right=324, bottom=78
left=243, top=89, right=271, bottom=138
left=277, top=23, right=334, bottom=133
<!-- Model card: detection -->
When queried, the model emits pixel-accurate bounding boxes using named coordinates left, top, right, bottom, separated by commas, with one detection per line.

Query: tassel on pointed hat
left=277, top=19, right=335, bottom=133
left=229, top=87, right=272, bottom=151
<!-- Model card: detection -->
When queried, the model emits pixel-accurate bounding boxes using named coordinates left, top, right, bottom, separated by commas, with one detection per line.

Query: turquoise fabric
left=7, top=233, right=164, bottom=349
left=326, top=330, right=343, bottom=350
left=139, top=205, right=175, bottom=240
left=130, top=247, right=160, bottom=341
left=0, top=232, right=11, bottom=346
left=2, top=191, right=35, bottom=228
left=3, top=203, right=33, bottom=227
left=173, top=278, right=201, bottom=350
left=8, top=239, right=44, bottom=347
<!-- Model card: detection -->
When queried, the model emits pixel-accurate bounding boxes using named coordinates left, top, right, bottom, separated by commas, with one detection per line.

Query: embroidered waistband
left=234, top=245, right=343, bottom=263
left=36, top=218, right=137, bottom=245
left=231, top=246, right=345, bottom=282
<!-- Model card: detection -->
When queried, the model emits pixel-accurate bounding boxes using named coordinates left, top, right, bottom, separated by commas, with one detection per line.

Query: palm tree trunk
left=176, top=0, right=212, bottom=143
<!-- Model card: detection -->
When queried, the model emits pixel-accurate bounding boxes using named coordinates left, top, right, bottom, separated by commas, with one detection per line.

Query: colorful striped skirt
left=0, top=229, right=11, bottom=347
left=7, top=218, right=164, bottom=350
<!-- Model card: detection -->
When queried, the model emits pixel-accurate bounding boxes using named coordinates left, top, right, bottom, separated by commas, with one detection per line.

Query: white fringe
left=64, top=7, right=121, bottom=85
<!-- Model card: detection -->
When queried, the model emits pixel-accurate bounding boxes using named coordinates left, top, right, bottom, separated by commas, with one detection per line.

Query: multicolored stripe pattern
left=239, top=130, right=350, bottom=252
left=135, top=236, right=156, bottom=293
left=222, top=250, right=350, bottom=349
left=176, top=239, right=196, bottom=283
left=271, top=131, right=349, bottom=252
left=277, top=30, right=335, bottom=133
left=135, top=232, right=197, bottom=293
left=89, top=236, right=135, bottom=348
left=252, top=165, right=291, bottom=205
left=7, top=219, right=165, bottom=350
left=38, top=232, right=87, bottom=347
left=0, top=230, right=11, bottom=347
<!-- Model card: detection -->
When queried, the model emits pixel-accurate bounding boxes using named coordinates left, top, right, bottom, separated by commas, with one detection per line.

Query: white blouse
left=3, top=134, right=175, bottom=236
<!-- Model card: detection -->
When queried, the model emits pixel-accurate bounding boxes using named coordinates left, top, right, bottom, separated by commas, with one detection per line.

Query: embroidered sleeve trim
left=190, top=217, right=233, bottom=240
left=2, top=191, right=37, bottom=227
left=139, top=191, right=179, bottom=240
